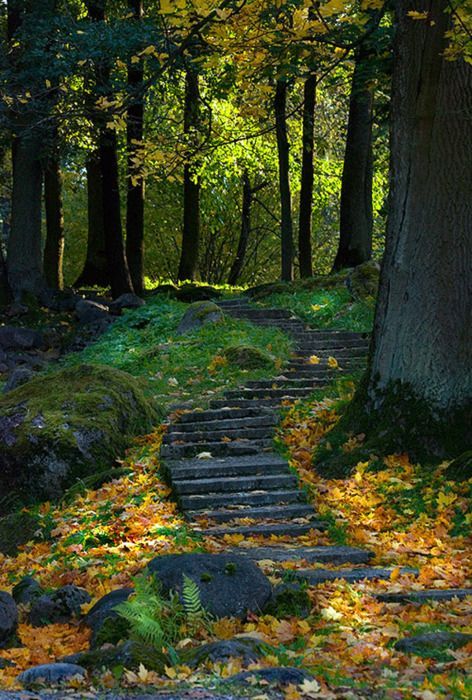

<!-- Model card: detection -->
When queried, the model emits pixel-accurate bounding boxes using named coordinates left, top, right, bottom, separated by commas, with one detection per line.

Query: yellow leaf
left=327, top=356, right=339, bottom=369
left=309, top=355, right=320, bottom=365
left=165, top=665, right=177, bottom=679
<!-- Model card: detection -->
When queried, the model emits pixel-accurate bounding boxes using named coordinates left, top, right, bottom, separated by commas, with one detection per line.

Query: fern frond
left=182, top=575, right=204, bottom=618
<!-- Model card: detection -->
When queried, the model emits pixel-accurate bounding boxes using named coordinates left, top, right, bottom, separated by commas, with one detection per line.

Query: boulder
left=2, top=368, right=35, bottom=394
left=28, top=585, right=91, bottom=627
left=83, top=587, right=133, bottom=647
left=62, top=639, right=166, bottom=672
left=0, top=327, right=43, bottom=351
left=394, top=631, right=472, bottom=656
left=229, top=667, right=313, bottom=687
left=346, top=260, right=380, bottom=299
left=0, top=364, right=158, bottom=509
left=186, top=638, right=262, bottom=668
left=444, top=451, right=472, bottom=481
left=223, top=345, right=274, bottom=370
left=109, top=294, right=145, bottom=314
left=265, top=583, right=311, bottom=618
left=0, top=511, right=43, bottom=555
left=175, top=284, right=222, bottom=303
left=147, top=553, right=272, bottom=619
left=17, top=663, right=86, bottom=687
left=12, top=577, right=44, bottom=605
left=75, top=299, right=110, bottom=325
left=177, top=302, right=225, bottom=335
left=0, top=591, right=18, bottom=647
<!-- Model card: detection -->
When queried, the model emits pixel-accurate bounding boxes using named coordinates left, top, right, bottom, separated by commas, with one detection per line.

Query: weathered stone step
left=164, top=426, right=275, bottom=444
left=292, top=332, right=369, bottom=341
left=294, top=341, right=369, bottom=352
left=198, top=521, right=326, bottom=539
left=210, top=398, right=292, bottom=409
left=168, top=456, right=290, bottom=480
left=189, top=502, right=315, bottom=523
left=229, top=545, right=373, bottom=565
left=284, top=364, right=365, bottom=377
left=173, top=473, right=298, bottom=495
left=294, top=567, right=418, bottom=585
left=178, top=407, right=277, bottom=423
left=224, top=387, right=324, bottom=400
left=169, top=415, right=277, bottom=433
left=161, top=439, right=272, bottom=459
left=245, top=378, right=330, bottom=389
left=291, top=347, right=368, bottom=359
left=228, top=309, right=295, bottom=319
left=180, top=489, right=306, bottom=511
left=217, top=299, right=250, bottom=307
left=376, top=588, right=472, bottom=604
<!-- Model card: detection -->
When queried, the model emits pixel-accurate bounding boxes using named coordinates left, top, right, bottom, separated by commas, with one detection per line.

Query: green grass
left=63, top=295, right=292, bottom=411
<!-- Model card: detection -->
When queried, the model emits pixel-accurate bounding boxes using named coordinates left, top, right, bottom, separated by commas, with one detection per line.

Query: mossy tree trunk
left=365, top=0, right=471, bottom=447
left=298, top=73, right=316, bottom=279
left=44, top=147, right=65, bottom=290
left=275, top=79, right=294, bottom=282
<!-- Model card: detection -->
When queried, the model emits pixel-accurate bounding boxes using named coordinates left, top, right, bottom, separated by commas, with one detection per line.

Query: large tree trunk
left=178, top=69, right=201, bottom=282
left=99, top=129, right=134, bottom=298
left=125, top=0, right=145, bottom=295
left=365, top=0, right=471, bottom=452
left=332, top=51, right=373, bottom=271
left=275, top=80, right=293, bottom=282
left=74, top=153, right=109, bottom=287
left=298, top=73, right=316, bottom=278
left=228, top=170, right=252, bottom=285
left=43, top=153, right=65, bottom=290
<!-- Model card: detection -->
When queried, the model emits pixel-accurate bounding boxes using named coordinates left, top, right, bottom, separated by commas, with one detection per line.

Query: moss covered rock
left=0, top=364, right=158, bottom=511
left=177, top=301, right=225, bottom=334
left=223, top=345, right=274, bottom=370
left=347, top=261, right=380, bottom=299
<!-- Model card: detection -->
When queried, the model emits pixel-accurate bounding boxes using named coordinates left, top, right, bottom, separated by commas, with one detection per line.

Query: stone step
left=217, top=299, right=250, bottom=307
left=294, top=567, right=419, bottom=585
left=198, top=521, right=326, bottom=539
left=168, top=457, right=290, bottom=481
left=294, top=342, right=369, bottom=352
left=180, top=489, right=306, bottom=511
left=244, top=378, right=331, bottom=389
left=189, top=502, right=316, bottom=523
left=228, top=545, right=373, bottom=565
left=209, top=398, right=292, bottom=409
left=169, top=415, right=277, bottom=432
left=228, top=309, right=295, bottom=319
left=376, top=588, right=472, bottom=604
left=160, top=439, right=272, bottom=459
left=173, top=473, right=298, bottom=495
left=291, top=347, right=368, bottom=359
left=224, top=387, right=324, bottom=400
left=292, top=332, right=369, bottom=341
left=164, top=426, right=275, bottom=444
left=178, top=407, right=277, bottom=423
left=284, top=364, right=365, bottom=377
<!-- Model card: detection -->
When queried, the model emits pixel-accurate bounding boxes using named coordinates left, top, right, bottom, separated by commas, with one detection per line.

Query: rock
left=346, top=260, right=380, bottom=299
left=175, top=284, right=222, bottom=303
left=0, top=591, right=18, bottom=647
left=0, top=365, right=158, bottom=508
left=229, top=667, right=313, bottom=687
left=2, top=368, right=35, bottom=394
left=109, top=294, right=145, bottom=314
left=3, top=303, right=29, bottom=318
left=62, top=639, right=166, bottom=672
left=148, top=283, right=179, bottom=297
left=0, top=327, right=43, bottom=351
left=265, top=583, right=311, bottom=618
left=75, top=299, right=110, bottom=325
left=444, top=451, right=472, bottom=481
left=12, top=577, right=44, bottom=605
left=186, top=638, right=263, bottom=668
left=0, top=511, right=42, bottom=554
left=29, top=585, right=91, bottom=627
left=83, top=588, right=133, bottom=647
left=147, top=553, right=272, bottom=619
left=177, top=302, right=225, bottom=335
left=18, top=662, right=86, bottom=687
left=394, top=631, right=472, bottom=656
left=223, top=345, right=274, bottom=370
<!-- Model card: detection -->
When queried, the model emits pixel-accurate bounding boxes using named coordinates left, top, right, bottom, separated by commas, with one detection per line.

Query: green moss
left=223, top=345, right=274, bottom=370
left=347, top=261, right=380, bottom=300
left=264, top=584, right=311, bottom=618
left=0, top=511, right=42, bottom=556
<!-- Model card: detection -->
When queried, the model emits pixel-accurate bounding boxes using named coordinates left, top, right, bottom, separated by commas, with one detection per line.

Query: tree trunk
left=275, top=80, right=293, bottom=282
left=298, top=73, right=316, bottom=278
left=0, top=248, right=10, bottom=306
left=333, top=52, right=373, bottom=271
left=43, top=153, right=65, bottom=290
left=125, top=0, right=145, bottom=295
left=228, top=170, right=252, bottom=285
left=365, top=0, right=471, bottom=450
left=74, top=153, right=109, bottom=287
left=99, top=129, right=134, bottom=298
left=178, top=69, right=201, bottom=282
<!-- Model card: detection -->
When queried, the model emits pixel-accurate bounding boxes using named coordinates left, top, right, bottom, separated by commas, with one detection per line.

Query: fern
left=182, top=574, right=204, bottom=619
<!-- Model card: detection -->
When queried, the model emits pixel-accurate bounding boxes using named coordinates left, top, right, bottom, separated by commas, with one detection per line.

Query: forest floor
left=0, top=284, right=470, bottom=699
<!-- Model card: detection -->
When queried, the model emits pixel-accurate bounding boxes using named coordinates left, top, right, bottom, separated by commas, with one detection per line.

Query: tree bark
left=178, top=68, right=201, bottom=282
left=366, top=0, right=471, bottom=436
left=125, top=0, right=145, bottom=295
left=74, top=153, right=109, bottom=287
left=298, top=73, right=317, bottom=278
left=228, top=170, right=252, bottom=285
left=275, top=79, right=293, bottom=282
left=43, top=153, right=65, bottom=290
left=332, top=51, right=373, bottom=271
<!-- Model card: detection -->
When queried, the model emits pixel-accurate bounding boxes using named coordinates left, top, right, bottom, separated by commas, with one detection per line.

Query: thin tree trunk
left=74, top=153, right=109, bottom=287
left=43, top=153, right=64, bottom=290
left=298, top=73, right=317, bottom=278
left=275, top=79, right=293, bottom=282
left=178, top=68, right=201, bottom=282
left=0, top=247, right=10, bottom=306
left=228, top=170, right=252, bottom=285
left=125, top=0, right=145, bottom=295
left=99, top=129, right=134, bottom=298
left=333, top=52, right=373, bottom=271
left=366, top=0, right=471, bottom=442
